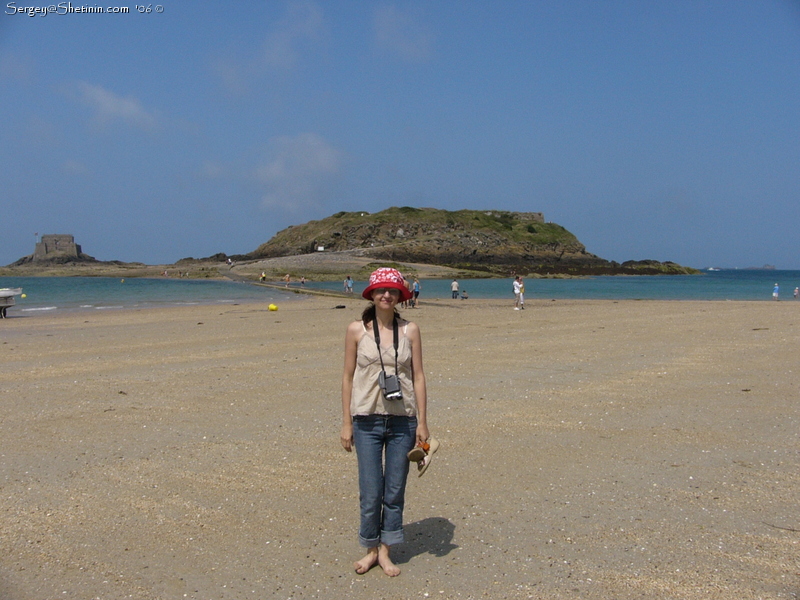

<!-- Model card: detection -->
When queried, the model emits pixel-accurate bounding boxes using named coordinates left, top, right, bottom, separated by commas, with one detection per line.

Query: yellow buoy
left=268, top=303, right=278, bottom=311
left=21, top=293, right=26, bottom=298
left=121, top=279, right=125, bottom=283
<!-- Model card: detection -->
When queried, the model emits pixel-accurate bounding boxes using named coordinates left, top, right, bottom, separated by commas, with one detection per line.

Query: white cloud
left=263, top=0, right=324, bottom=68
left=210, top=1, right=324, bottom=94
left=209, top=56, right=250, bottom=95
left=201, top=161, right=226, bottom=179
left=61, top=160, right=91, bottom=176
left=76, top=82, right=157, bottom=130
left=373, top=4, right=433, bottom=62
left=254, top=133, right=343, bottom=211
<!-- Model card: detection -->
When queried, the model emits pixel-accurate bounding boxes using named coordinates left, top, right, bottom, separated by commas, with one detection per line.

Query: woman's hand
left=340, top=422, right=354, bottom=452
left=416, top=423, right=430, bottom=447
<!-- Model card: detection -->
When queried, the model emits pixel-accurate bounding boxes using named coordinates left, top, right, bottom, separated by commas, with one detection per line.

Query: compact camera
left=379, top=371, right=403, bottom=401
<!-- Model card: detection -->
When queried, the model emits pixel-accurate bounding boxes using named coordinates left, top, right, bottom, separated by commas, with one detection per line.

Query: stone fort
left=33, top=234, right=82, bottom=262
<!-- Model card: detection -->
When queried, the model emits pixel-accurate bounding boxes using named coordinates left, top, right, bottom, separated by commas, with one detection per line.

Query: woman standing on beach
left=340, top=267, right=430, bottom=577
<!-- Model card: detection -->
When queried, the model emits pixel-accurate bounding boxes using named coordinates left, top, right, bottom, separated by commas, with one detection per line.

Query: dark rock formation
left=246, top=207, right=697, bottom=275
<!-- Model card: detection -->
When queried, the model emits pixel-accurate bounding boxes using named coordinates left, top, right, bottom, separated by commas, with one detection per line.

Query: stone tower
left=33, top=234, right=82, bottom=262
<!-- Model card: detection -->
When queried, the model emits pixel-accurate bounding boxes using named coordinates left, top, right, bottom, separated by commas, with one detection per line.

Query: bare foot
left=378, top=543, right=401, bottom=577
left=354, top=547, right=379, bottom=574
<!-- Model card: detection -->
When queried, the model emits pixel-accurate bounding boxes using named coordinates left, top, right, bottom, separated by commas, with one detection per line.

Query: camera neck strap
left=371, top=314, right=399, bottom=374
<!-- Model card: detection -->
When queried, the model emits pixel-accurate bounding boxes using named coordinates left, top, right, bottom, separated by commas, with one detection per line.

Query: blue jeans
left=352, top=415, right=417, bottom=547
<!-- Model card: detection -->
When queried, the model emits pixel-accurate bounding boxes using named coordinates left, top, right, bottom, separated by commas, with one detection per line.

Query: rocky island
left=238, top=207, right=698, bottom=278
left=2, top=208, right=698, bottom=280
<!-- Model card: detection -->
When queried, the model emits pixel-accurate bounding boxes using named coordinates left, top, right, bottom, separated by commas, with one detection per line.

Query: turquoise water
left=0, top=276, right=296, bottom=315
left=2, top=270, right=799, bottom=317
left=304, top=270, right=800, bottom=302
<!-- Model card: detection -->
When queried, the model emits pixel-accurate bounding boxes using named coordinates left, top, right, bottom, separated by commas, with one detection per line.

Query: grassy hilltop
left=246, top=207, right=696, bottom=276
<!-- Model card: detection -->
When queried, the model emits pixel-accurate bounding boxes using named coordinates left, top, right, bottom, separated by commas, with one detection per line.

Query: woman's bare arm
left=340, top=321, right=361, bottom=451
left=407, top=321, right=429, bottom=444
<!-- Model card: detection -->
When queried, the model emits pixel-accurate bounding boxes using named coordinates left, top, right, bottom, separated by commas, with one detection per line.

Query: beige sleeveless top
left=350, top=321, right=417, bottom=417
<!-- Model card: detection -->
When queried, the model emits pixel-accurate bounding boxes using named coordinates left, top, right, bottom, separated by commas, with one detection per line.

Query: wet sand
left=1, top=298, right=798, bottom=599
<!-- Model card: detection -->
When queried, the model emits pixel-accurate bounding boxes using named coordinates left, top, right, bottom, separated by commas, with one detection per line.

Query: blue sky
left=2, top=1, right=799, bottom=269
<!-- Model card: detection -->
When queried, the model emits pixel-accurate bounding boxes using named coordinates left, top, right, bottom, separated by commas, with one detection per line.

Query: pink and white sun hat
left=361, top=267, right=413, bottom=302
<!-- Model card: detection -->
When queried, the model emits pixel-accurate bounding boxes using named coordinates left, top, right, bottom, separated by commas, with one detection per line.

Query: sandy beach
left=1, top=297, right=798, bottom=599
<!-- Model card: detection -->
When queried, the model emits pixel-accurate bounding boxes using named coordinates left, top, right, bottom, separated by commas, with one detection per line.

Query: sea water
left=0, top=276, right=295, bottom=314
left=306, top=270, right=800, bottom=302
left=2, top=270, right=799, bottom=317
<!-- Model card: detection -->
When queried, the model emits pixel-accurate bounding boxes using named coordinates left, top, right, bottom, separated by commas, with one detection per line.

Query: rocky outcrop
left=247, top=207, right=697, bottom=275
left=8, top=234, right=125, bottom=267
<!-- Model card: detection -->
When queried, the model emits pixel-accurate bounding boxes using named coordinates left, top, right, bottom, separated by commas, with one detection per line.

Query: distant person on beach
left=412, top=278, right=421, bottom=307
left=340, top=267, right=431, bottom=577
left=344, top=276, right=354, bottom=294
left=773, top=283, right=779, bottom=300
left=284, top=274, right=291, bottom=288
left=451, top=279, right=459, bottom=299
left=401, top=277, right=413, bottom=308
left=461, top=290, right=468, bottom=299
left=519, top=277, right=526, bottom=310
left=794, top=287, right=799, bottom=300
left=512, top=276, right=521, bottom=310
left=260, top=272, right=266, bottom=282
left=300, top=276, right=306, bottom=287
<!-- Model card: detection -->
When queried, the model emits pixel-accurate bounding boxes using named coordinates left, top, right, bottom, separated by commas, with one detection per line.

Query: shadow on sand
left=393, top=517, right=458, bottom=565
